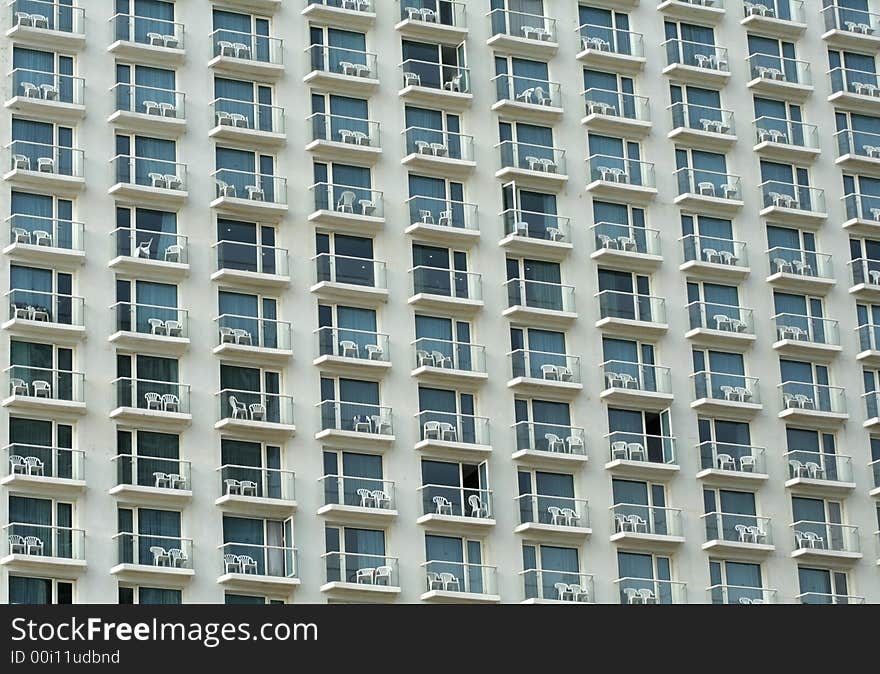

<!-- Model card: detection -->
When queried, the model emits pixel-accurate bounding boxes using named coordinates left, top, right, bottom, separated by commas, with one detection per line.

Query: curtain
left=134, top=280, right=177, bottom=333
left=9, top=576, right=51, bottom=605
left=225, top=594, right=265, bottom=605
left=221, top=439, right=266, bottom=496
left=9, top=496, right=55, bottom=556
left=335, top=306, right=377, bottom=355
left=136, top=508, right=180, bottom=564
left=219, top=291, right=261, bottom=344
left=327, top=95, right=369, bottom=140
left=133, top=431, right=178, bottom=487
left=139, top=587, right=181, bottom=605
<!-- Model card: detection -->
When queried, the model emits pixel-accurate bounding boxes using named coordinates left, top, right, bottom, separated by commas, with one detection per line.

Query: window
left=322, top=450, right=386, bottom=508
left=697, top=418, right=756, bottom=471
left=674, top=148, right=733, bottom=196
left=114, top=133, right=179, bottom=187
left=221, top=439, right=284, bottom=500
left=417, top=386, right=480, bottom=444
left=319, top=376, right=384, bottom=433
left=114, top=278, right=179, bottom=334
left=708, top=561, right=766, bottom=604
left=317, top=304, right=378, bottom=358
left=597, top=268, right=654, bottom=321
left=116, top=430, right=181, bottom=490
left=116, top=354, right=180, bottom=410
left=118, top=585, right=181, bottom=605
left=691, top=348, right=749, bottom=401
left=505, top=257, right=565, bottom=311
left=680, top=214, right=737, bottom=263
left=407, top=174, right=467, bottom=228
left=424, top=534, right=486, bottom=593
left=797, top=567, right=853, bottom=604
left=11, top=118, right=75, bottom=175
left=10, top=192, right=75, bottom=249
left=514, top=398, right=574, bottom=453
left=10, top=264, right=74, bottom=325
left=773, top=291, right=830, bottom=344
left=218, top=364, right=282, bottom=422
left=411, top=244, right=471, bottom=298
left=670, top=84, right=724, bottom=130
left=8, top=417, right=75, bottom=480
left=117, top=506, right=182, bottom=566
left=115, top=206, right=179, bottom=261
left=616, top=550, right=673, bottom=604
left=9, top=577, right=73, bottom=605
left=315, top=232, right=375, bottom=287
left=216, top=219, right=279, bottom=275
left=421, top=459, right=490, bottom=518
left=11, top=47, right=75, bottom=103
left=115, top=63, right=176, bottom=116
left=521, top=544, right=582, bottom=601
left=213, top=8, right=272, bottom=62
left=9, top=340, right=75, bottom=401
left=607, top=409, right=673, bottom=464
left=8, top=495, right=74, bottom=559
left=785, top=427, right=842, bottom=481
left=216, top=78, right=276, bottom=132
left=602, top=337, right=658, bottom=391
left=219, top=290, right=281, bottom=349
left=221, top=516, right=295, bottom=578
left=400, top=39, right=467, bottom=91
left=500, top=183, right=561, bottom=240
left=215, top=147, right=278, bottom=201
left=413, top=314, right=474, bottom=371
left=516, top=470, right=580, bottom=528
left=791, top=497, right=846, bottom=550
left=324, top=526, right=388, bottom=584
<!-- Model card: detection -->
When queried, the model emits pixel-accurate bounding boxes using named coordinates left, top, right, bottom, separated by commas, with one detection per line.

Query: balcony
left=211, top=169, right=288, bottom=220
left=604, top=432, right=679, bottom=480
left=421, top=561, right=499, bottom=603
left=661, top=39, right=731, bottom=87
left=779, top=382, right=848, bottom=425
left=398, top=59, right=472, bottom=110
left=211, top=30, right=283, bottom=81
left=109, top=228, right=188, bottom=281
left=215, top=465, right=297, bottom=518
left=615, top=577, right=687, bottom=605
left=313, top=327, right=389, bottom=378
left=1, top=523, right=85, bottom=577
left=848, top=258, right=880, bottom=301
left=835, top=128, right=880, bottom=171
left=6, top=1, right=85, bottom=50
left=486, top=8, right=557, bottom=59
left=821, top=4, right=880, bottom=50
left=582, top=89, right=651, bottom=139
left=843, top=192, right=880, bottom=234
left=316, top=400, right=394, bottom=449
left=491, top=74, right=562, bottom=124
left=109, top=155, right=187, bottom=207
left=415, top=411, right=490, bottom=459
left=215, top=389, right=295, bottom=440
left=108, top=84, right=185, bottom=137
left=503, top=278, right=576, bottom=327
left=691, top=371, right=762, bottom=416
left=111, top=534, right=193, bottom=585
left=679, top=234, right=749, bottom=282
left=3, top=366, right=84, bottom=416
left=740, top=0, right=806, bottom=38
left=408, top=266, right=483, bottom=314
left=753, top=116, right=820, bottom=162
left=4, top=288, right=85, bottom=343
left=784, top=450, right=856, bottom=497
left=4, top=214, right=83, bottom=269
left=211, top=98, right=286, bottom=149
left=667, top=102, right=736, bottom=151
left=702, top=512, right=774, bottom=558
left=212, top=241, right=290, bottom=290
left=111, top=378, right=191, bottom=430
left=306, top=112, right=377, bottom=163
left=2, top=444, right=85, bottom=498
left=658, top=0, right=725, bottom=23
left=411, top=338, right=487, bottom=389
left=827, top=67, right=880, bottom=114
left=495, top=141, right=567, bottom=191
left=321, top=552, right=400, bottom=600
left=600, top=361, right=673, bottom=411
left=109, top=303, right=190, bottom=356
left=576, top=24, right=645, bottom=73
left=6, top=69, right=84, bottom=121
left=394, top=1, right=467, bottom=43
left=872, top=459, right=880, bottom=497
left=219, top=0, right=282, bottom=11
left=585, top=155, right=657, bottom=202
left=772, top=314, right=841, bottom=360
left=305, top=45, right=378, bottom=95
left=766, top=248, right=834, bottom=294
left=856, top=324, right=880, bottom=367
left=303, top=0, right=377, bottom=32
left=708, top=584, right=778, bottom=605
left=512, top=422, right=588, bottom=468
left=417, top=485, right=495, bottom=533
left=791, top=522, right=862, bottom=564
left=864, top=391, right=880, bottom=430
left=109, top=455, right=192, bottom=508
left=674, top=168, right=743, bottom=215
left=798, top=592, right=865, bottom=605
left=508, top=350, right=582, bottom=398
left=309, top=182, right=384, bottom=232
left=521, top=569, right=594, bottom=604
left=405, top=196, right=479, bottom=246
left=591, top=222, right=661, bottom=273
left=402, top=127, right=475, bottom=177
left=214, top=315, right=292, bottom=365
left=686, top=301, right=756, bottom=349
left=499, top=210, right=571, bottom=260
left=595, top=290, right=667, bottom=338
left=5, top=141, right=83, bottom=195
left=746, top=54, right=813, bottom=99
left=696, top=442, right=768, bottom=486
left=217, top=543, right=299, bottom=593
left=610, top=504, right=685, bottom=550
left=310, top=253, right=388, bottom=305
left=317, top=474, right=396, bottom=525
left=108, top=13, right=185, bottom=66
left=515, top=494, right=592, bottom=541
left=759, top=181, right=827, bottom=226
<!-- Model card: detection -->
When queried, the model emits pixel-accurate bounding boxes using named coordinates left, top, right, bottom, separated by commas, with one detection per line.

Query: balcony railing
left=419, top=485, right=492, bottom=520
left=423, top=560, right=497, bottom=595
left=606, top=431, right=676, bottom=466
left=747, top=53, right=811, bottom=85
left=698, top=441, right=766, bottom=474
left=111, top=155, right=186, bottom=191
left=773, top=314, right=839, bottom=347
left=3, top=523, right=84, bottom=560
left=760, top=181, right=826, bottom=213
left=492, top=74, right=561, bottom=108
left=488, top=8, right=556, bottom=41
left=323, top=552, right=398, bottom=587
left=316, top=326, right=388, bottom=362
left=320, top=474, right=393, bottom=510
left=416, top=410, right=489, bottom=446
left=505, top=278, right=575, bottom=313
left=514, top=421, right=587, bottom=457
left=314, top=253, right=386, bottom=289
left=516, top=494, right=589, bottom=529
left=593, top=222, right=660, bottom=256
left=586, top=155, right=656, bottom=187
left=112, top=302, right=188, bottom=339
left=114, top=378, right=188, bottom=413
left=5, top=366, right=84, bottom=403
left=780, top=382, right=846, bottom=414
left=755, top=116, right=818, bottom=149
left=849, top=257, right=880, bottom=287
left=874, top=459, right=880, bottom=490
left=112, top=83, right=185, bottom=119
left=212, top=168, right=287, bottom=206
left=309, top=44, right=378, bottom=77
left=8, top=140, right=83, bottom=177
left=597, top=290, right=666, bottom=323
left=511, top=349, right=580, bottom=383
left=601, top=361, right=672, bottom=394
left=213, top=29, right=283, bottom=64
left=400, top=59, right=469, bottom=92
left=403, top=126, right=473, bottom=161
left=410, top=266, right=481, bottom=301
left=111, top=13, right=184, bottom=49
left=398, top=1, right=466, bottom=28
left=584, top=88, right=650, bottom=123
left=112, top=227, right=187, bottom=264
left=217, top=389, right=294, bottom=425
left=497, top=140, right=566, bottom=175
left=784, top=450, right=853, bottom=483
left=829, top=66, right=880, bottom=97
left=578, top=23, right=644, bottom=57
left=864, top=390, right=880, bottom=420
left=708, top=584, right=777, bottom=605
left=219, top=542, right=297, bottom=579
left=214, top=240, right=288, bottom=278
left=3, top=444, right=84, bottom=481
left=843, top=192, right=880, bottom=222
left=319, top=400, right=392, bottom=435
left=9, top=0, right=84, bottom=35
left=682, top=234, right=748, bottom=267
left=687, top=300, right=755, bottom=334
left=703, top=512, right=772, bottom=545
left=669, top=102, right=734, bottom=135
left=308, top=112, right=375, bottom=146
left=857, top=323, right=880, bottom=352
left=502, top=209, right=570, bottom=243
left=112, top=454, right=190, bottom=491
left=6, top=288, right=83, bottom=326
left=9, top=68, right=84, bottom=105
left=662, top=38, right=729, bottom=71
left=521, top=569, right=593, bottom=602
left=214, top=97, right=284, bottom=134
left=113, top=533, right=191, bottom=569
left=611, top=504, right=683, bottom=537
left=676, top=167, right=741, bottom=200
left=7, top=214, right=83, bottom=252
left=767, top=247, right=832, bottom=279
left=615, top=577, right=686, bottom=605
left=836, top=130, right=880, bottom=163
left=822, top=3, right=880, bottom=35
left=792, top=521, right=860, bottom=553
left=218, top=464, right=295, bottom=501
left=413, top=337, right=486, bottom=373
left=406, top=195, right=478, bottom=232
left=311, top=182, right=383, bottom=217
left=797, top=592, right=865, bottom=605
